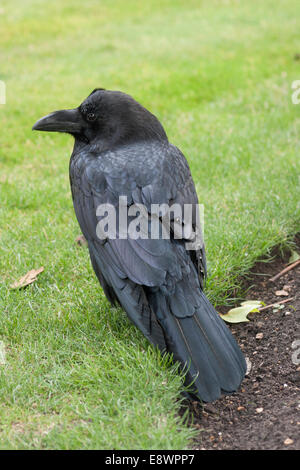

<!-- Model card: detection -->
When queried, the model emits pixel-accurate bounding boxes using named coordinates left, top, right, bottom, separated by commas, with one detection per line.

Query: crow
left=32, top=89, right=246, bottom=402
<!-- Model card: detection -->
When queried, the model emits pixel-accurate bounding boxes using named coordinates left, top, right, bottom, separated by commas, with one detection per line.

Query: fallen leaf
left=275, top=290, right=289, bottom=296
left=288, top=250, right=300, bottom=264
left=75, top=235, right=87, bottom=246
left=219, top=300, right=263, bottom=323
left=10, top=267, right=44, bottom=289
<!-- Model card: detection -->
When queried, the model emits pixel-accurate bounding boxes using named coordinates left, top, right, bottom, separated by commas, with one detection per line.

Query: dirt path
left=192, top=239, right=300, bottom=450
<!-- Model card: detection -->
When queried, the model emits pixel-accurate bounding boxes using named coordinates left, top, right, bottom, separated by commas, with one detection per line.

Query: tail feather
left=150, top=289, right=246, bottom=402
left=89, top=240, right=246, bottom=402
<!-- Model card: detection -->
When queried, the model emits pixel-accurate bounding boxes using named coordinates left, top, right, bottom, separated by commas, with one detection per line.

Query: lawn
left=0, top=0, right=299, bottom=449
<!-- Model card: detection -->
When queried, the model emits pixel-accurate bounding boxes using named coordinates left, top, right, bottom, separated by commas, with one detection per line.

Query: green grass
left=0, top=0, right=299, bottom=449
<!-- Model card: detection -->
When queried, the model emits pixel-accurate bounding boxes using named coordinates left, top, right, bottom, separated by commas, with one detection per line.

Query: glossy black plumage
left=33, top=89, right=246, bottom=402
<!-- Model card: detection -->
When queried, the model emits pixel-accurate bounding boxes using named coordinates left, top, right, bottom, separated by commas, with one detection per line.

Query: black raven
left=32, top=89, right=246, bottom=402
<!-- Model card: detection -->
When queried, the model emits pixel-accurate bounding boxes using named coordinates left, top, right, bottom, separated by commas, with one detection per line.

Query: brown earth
left=191, top=238, right=300, bottom=450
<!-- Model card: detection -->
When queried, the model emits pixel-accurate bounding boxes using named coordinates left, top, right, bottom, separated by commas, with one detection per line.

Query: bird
left=32, top=89, right=246, bottom=402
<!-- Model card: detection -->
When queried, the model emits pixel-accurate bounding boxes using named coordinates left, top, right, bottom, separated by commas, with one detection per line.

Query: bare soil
left=191, top=238, right=300, bottom=450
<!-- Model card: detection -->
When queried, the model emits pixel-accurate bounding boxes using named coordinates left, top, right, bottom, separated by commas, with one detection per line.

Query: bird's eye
left=87, top=112, right=96, bottom=122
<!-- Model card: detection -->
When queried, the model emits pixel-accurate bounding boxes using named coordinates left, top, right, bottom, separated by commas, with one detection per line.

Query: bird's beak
left=32, top=108, right=82, bottom=133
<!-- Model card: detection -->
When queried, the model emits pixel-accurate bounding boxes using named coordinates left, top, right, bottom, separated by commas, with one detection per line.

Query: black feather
left=33, top=89, right=246, bottom=402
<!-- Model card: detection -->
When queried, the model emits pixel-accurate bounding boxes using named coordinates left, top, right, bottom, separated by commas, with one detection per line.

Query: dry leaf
left=75, top=235, right=87, bottom=246
left=10, top=267, right=44, bottom=289
left=275, top=290, right=289, bottom=297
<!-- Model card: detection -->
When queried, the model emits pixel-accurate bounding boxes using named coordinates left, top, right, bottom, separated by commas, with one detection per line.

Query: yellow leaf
left=219, top=300, right=263, bottom=323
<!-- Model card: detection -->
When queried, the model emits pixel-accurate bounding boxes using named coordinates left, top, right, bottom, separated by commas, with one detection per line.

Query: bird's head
left=32, top=89, right=168, bottom=149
